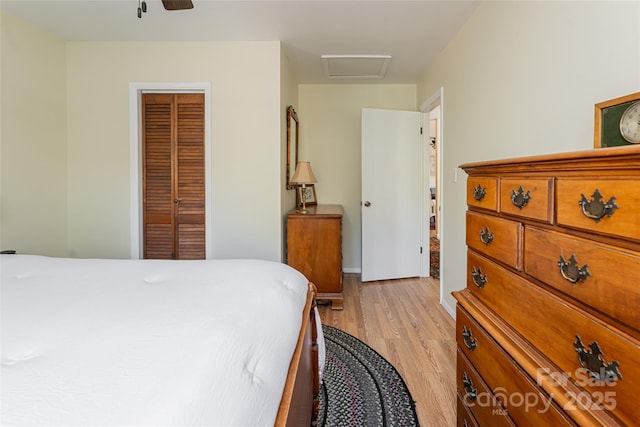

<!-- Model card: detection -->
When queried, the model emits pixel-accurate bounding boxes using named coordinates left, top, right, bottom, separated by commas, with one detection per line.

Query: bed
left=1, top=255, right=322, bottom=426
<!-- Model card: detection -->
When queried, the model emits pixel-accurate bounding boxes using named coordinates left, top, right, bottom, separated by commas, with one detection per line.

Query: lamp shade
left=290, top=161, right=318, bottom=184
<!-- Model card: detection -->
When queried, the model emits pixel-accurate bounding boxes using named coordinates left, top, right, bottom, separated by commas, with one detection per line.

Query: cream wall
left=66, top=41, right=283, bottom=260
left=280, top=50, right=299, bottom=260
left=1, top=12, right=68, bottom=256
left=417, top=0, right=640, bottom=315
left=298, top=84, right=417, bottom=270
left=1, top=10, right=287, bottom=262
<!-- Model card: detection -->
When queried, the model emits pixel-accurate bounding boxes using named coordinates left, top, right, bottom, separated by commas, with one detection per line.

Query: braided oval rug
left=317, top=325, right=419, bottom=427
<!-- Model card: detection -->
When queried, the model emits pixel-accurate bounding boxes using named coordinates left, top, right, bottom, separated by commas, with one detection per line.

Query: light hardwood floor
left=318, top=274, right=457, bottom=427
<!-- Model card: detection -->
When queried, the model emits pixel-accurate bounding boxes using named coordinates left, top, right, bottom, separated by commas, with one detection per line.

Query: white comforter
left=1, top=255, right=315, bottom=426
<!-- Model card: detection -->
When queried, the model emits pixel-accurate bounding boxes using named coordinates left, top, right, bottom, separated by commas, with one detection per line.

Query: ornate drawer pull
left=511, top=185, right=531, bottom=209
left=462, top=372, right=477, bottom=400
left=462, top=325, right=477, bottom=351
left=578, top=189, right=618, bottom=223
left=557, top=254, right=591, bottom=284
left=574, top=335, right=622, bottom=384
left=473, top=184, right=486, bottom=201
left=471, top=266, right=487, bottom=288
left=479, top=227, right=494, bottom=245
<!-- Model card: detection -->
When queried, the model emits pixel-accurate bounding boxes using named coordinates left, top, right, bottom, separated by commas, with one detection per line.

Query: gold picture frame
left=594, top=92, right=640, bottom=148
left=286, top=106, right=299, bottom=189
left=297, top=184, right=317, bottom=207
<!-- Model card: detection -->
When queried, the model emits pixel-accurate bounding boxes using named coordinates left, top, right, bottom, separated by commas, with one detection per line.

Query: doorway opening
left=421, top=88, right=443, bottom=287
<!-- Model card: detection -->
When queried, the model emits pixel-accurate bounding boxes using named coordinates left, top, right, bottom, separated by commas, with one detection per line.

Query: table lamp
left=290, top=161, right=317, bottom=213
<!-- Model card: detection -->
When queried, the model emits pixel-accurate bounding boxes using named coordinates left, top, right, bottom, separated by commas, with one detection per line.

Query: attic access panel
left=321, top=55, right=391, bottom=79
left=162, top=0, right=193, bottom=10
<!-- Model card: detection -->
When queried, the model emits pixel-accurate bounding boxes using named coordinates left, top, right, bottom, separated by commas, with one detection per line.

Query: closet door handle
left=174, top=198, right=182, bottom=204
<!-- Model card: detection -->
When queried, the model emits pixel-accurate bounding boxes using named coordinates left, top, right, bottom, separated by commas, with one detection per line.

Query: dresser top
left=288, top=204, right=343, bottom=217
left=460, top=145, right=640, bottom=174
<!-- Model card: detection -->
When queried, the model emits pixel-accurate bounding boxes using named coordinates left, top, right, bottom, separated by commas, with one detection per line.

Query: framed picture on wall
left=594, top=92, right=640, bottom=148
left=297, top=184, right=317, bottom=207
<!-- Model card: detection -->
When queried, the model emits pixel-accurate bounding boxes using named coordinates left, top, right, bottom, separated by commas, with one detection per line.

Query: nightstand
left=287, top=204, right=343, bottom=310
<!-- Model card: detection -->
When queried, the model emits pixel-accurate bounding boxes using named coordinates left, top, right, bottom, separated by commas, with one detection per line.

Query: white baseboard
left=342, top=267, right=361, bottom=274
left=441, top=298, right=456, bottom=320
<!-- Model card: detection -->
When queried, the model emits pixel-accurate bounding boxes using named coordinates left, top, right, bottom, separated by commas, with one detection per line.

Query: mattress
left=1, top=255, right=322, bottom=426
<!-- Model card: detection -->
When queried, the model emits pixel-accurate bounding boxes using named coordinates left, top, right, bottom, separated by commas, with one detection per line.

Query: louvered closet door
left=142, top=93, right=205, bottom=259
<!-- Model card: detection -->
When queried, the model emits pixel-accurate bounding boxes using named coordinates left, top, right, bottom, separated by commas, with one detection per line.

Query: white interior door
left=361, top=108, right=424, bottom=282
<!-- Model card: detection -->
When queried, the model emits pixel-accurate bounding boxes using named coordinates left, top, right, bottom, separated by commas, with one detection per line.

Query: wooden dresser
left=287, top=204, right=343, bottom=310
left=454, top=146, right=640, bottom=426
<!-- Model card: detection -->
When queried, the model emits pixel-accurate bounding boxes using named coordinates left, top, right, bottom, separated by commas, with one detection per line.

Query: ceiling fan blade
left=162, top=0, right=194, bottom=11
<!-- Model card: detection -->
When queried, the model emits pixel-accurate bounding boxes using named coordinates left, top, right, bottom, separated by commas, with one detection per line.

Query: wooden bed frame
left=275, top=282, right=320, bottom=426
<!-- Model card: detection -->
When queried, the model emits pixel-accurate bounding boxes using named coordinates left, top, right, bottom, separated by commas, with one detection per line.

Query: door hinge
left=420, top=246, right=423, bottom=254
left=420, top=127, right=423, bottom=135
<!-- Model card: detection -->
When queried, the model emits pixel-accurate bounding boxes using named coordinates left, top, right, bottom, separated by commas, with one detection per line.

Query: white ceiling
left=1, top=0, right=480, bottom=84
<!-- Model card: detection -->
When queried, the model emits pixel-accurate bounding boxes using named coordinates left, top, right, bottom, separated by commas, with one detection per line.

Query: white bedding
left=1, top=255, right=321, bottom=426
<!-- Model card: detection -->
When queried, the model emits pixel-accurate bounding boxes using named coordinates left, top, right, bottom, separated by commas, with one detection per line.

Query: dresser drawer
left=463, top=273, right=640, bottom=425
left=466, top=250, right=515, bottom=313
left=457, top=306, right=575, bottom=427
left=467, top=177, right=498, bottom=211
left=457, top=392, right=480, bottom=427
left=524, top=226, right=640, bottom=333
left=457, top=348, right=515, bottom=427
left=499, top=177, right=553, bottom=223
left=556, top=178, right=640, bottom=242
left=466, top=211, right=522, bottom=270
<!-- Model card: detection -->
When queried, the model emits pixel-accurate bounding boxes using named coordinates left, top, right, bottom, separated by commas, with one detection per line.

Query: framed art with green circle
left=594, top=91, right=640, bottom=148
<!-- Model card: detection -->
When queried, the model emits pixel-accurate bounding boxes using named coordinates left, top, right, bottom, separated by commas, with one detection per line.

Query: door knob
left=364, top=201, right=371, bottom=207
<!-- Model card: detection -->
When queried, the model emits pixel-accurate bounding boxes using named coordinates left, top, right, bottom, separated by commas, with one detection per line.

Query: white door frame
left=420, top=110, right=430, bottom=278
left=128, top=82, right=212, bottom=259
left=420, top=87, right=444, bottom=292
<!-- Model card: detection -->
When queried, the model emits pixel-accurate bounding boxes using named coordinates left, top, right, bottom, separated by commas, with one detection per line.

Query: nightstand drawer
left=524, top=226, right=640, bottom=332
left=556, top=178, right=640, bottom=243
left=467, top=177, right=498, bottom=211
left=456, top=306, right=575, bottom=427
left=466, top=211, right=522, bottom=270
left=499, top=178, right=553, bottom=223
